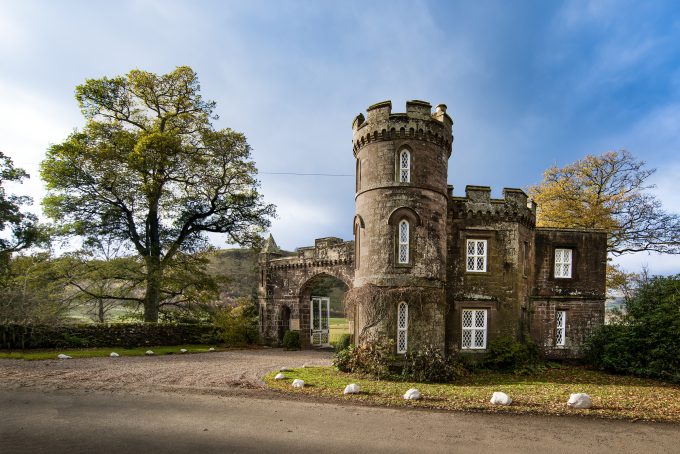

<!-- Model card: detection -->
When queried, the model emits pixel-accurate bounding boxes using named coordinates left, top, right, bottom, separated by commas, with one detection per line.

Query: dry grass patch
left=265, top=365, right=680, bottom=422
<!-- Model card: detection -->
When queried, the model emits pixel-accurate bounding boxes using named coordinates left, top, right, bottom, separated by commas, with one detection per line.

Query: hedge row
left=0, top=323, right=221, bottom=350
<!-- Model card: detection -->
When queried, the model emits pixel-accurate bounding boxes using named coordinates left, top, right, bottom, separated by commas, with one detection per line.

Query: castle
left=259, top=100, right=607, bottom=358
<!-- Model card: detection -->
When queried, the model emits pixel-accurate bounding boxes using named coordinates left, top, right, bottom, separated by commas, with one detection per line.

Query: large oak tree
left=41, top=67, right=275, bottom=322
left=528, top=150, right=680, bottom=256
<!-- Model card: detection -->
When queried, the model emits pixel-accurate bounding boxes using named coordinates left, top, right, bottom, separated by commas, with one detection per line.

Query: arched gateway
left=258, top=235, right=354, bottom=349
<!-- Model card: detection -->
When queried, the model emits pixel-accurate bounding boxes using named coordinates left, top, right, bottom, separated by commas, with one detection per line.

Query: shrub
left=333, top=344, right=355, bottom=372
left=334, top=333, right=352, bottom=352
left=0, top=323, right=220, bottom=350
left=402, top=344, right=468, bottom=383
left=585, top=274, right=680, bottom=382
left=481, top=336, right=541, bottom=374
left=212, top=298, right=259, bottom=347
left=332, top=335, right=394, bottom=379
left=282, top=330, right=301, bottom=350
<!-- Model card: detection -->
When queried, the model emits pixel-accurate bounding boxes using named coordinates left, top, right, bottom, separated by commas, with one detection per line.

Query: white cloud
left=0, top=80, right=81, bottom=218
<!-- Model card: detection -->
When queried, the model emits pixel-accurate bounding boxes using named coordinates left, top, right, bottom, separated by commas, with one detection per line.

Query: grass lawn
left=265, top=365, right=680, bottom=422
left=329, top=317, right=349, bottom=345
left=0, top=344, right=223, bottom=360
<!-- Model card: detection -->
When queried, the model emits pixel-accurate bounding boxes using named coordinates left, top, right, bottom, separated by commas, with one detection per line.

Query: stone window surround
left=388, top=207, right=421, bottom=268
left=454, top=300, right=498, bottom=352
left=397, top=301, right=408, bottom=354
left=462, top=230, right=495, bottom=275
left=555, top=309, right=567, bottom=347
left=394, top=145, right=413, bottom=184
left=550, top=244, right=579, bottom=280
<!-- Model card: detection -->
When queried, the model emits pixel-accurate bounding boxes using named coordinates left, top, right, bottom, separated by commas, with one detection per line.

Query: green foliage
left=212, top=297, right=259, bottom=347
left=0, top=253, right=76, bottom=324
left=402, top=344, right=469, bottom=383
left=282, top=330, right=301, bottom=350
left=332, top=335, right=394, bottom=379
left=0, top=152, right=43, bottom=267
left=585, top=274, right=680, bottom=382
left=478, top=336, right=542, bottom=375
left=334, top=333, right=352, bottom=352
left=40, top=66, right=275, bottom=322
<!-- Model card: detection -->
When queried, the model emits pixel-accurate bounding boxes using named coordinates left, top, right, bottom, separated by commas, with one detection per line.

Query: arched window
left=397, top=302, right=408, bottom=353
left=398, top=220, right=409, bottom=264
left=356, top=159, right=362, bottom=192
left=399, top=149, right=410, bottom=183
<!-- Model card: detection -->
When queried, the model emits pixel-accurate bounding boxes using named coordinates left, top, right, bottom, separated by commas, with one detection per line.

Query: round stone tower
left=350, top=100, right=453, bottom=353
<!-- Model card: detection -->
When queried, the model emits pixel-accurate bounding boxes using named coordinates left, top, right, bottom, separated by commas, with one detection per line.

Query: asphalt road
left=2, top=388, right=680, bottom=454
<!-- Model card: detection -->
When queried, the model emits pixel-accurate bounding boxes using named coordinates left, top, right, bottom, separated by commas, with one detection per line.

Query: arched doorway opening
left=299, top=273, right=351, bottom=348
left=278, top=305, right=291, bottom=343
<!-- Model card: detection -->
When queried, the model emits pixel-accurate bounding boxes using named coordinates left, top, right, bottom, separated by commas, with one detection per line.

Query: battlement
left=449, top=185, right=536, bottom=226
left=267, top=237, right=354, bottom=270
left=352, top=100, right=453, bottom=156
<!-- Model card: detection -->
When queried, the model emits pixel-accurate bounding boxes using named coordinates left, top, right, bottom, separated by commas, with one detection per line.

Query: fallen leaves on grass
left=265, top=365, right=680, bottom=422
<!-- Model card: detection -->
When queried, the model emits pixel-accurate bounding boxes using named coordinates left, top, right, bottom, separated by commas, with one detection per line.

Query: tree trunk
left=98, top=299, right=105, bottom=323
left=144, top=201, right=162, bottom=323
left=144, top=255, right=161, bottom=323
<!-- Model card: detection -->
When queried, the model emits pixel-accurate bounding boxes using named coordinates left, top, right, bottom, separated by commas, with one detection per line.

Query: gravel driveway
left=0, top=348, right=332, bottom=394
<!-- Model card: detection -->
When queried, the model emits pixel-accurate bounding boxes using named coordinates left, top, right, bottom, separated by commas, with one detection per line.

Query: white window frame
left=399, top=149, right=410, bottom=183
left=398, top=220, right=409, bottom=264
left=554, top=248, right=572, bottom=278
left=466, top=239, right=487, bottom=272
left=397, top=302, right=408, bottom=354
left=461, top=309, right=487, bottom=350
left=556, top=310, right=566, bottom=347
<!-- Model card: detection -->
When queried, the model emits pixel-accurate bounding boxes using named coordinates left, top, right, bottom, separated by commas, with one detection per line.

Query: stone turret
left=350, top=100, right=453, bottom=352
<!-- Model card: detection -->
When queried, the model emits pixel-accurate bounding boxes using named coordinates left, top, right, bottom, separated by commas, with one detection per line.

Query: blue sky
left=0, top=0, right=679, bottom=274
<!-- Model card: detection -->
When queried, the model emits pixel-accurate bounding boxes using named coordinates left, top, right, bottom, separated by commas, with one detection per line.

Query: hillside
left=207, top=248, right=260, bottom=301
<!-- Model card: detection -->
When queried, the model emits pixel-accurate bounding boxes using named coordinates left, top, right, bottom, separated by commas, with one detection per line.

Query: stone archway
left=298, top=273, right=351, bottom=348
left=258, top=236, right=355, bottom=348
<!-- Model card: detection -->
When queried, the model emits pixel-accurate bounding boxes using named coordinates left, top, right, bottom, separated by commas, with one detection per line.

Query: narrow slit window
left=556, top=310, right=566, bottom=346
left=398, top=220, right=409, bottom=264
left=399, top=149, right=410, bottom=183
left=554, top=248, right=572, bottom=278
left=462, top=309, right=487, bottom=349
left=466, top=239, right=487, bottom=272
left=397, top=302, right=408, bottom=353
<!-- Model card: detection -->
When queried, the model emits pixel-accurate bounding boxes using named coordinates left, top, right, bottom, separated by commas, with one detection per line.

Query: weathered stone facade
left=259, top=100, right=607, bottom=358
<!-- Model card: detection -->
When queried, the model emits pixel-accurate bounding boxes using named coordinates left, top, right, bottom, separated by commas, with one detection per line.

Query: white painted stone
left=280, top=367, right=293, bottom=372
left=208, top=347, right=215, bottom=352
left=57, top=354, right=71, bottom=359
left=403, top=388, right=421, bottom=400
left=343, top=383, right=361, bottom=394
left=292, top=379, right=305, bottom=389
left=145, top=350, right=154, bottom=355
left=490, top=392, right=512, bottom=406
left=109, top=352, right=119, bottom=357
left=274, top=373, right=286, bottom=380
left=180, top=349, right=187, bottom=353
left=567, top=393, right=592, bottom=409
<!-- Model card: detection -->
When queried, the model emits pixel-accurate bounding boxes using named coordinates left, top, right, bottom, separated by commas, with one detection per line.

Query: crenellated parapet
left=267, top=237, right=354, bottom=270
left=449, top=185, right=537, bottom=227
left=352, top=100, right=453, bottom=157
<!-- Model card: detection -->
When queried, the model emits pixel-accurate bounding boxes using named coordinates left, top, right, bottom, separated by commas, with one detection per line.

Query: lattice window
left=398, top=220, right=409, bottom=264
left=399, top=149, right=410, bottom=183
left=466, top=239, right=487, bottom=272
left=462, top=309, right=487, bottom=349
left=556, top=310, right=566, bottom=346
left=554, top=248, right=572, bottom=278
left=397, top=302, right=408, bottom=353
